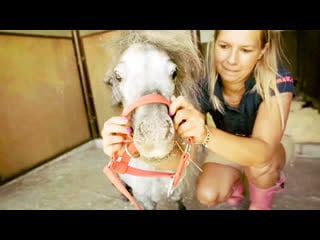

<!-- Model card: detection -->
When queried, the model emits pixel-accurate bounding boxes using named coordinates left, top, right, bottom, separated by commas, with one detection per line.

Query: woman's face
left=214, top=30, right=265, bottom=84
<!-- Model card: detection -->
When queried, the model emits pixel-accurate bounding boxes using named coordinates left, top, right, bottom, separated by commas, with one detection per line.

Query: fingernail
left=123, top=117, right=128, bottom=123
left=126, top=127, right=132, bottom=133
left=169, top=111, right=174, bottom=117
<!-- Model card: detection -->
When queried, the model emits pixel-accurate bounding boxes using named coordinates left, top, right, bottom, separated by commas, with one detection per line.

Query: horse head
left=114, top=43, right=176, bottom=161
left=104, top=30, right=204, bottom=163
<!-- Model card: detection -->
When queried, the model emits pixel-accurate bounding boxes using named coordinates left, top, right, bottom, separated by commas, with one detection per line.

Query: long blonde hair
left=206, top=30, right=289, bottom=129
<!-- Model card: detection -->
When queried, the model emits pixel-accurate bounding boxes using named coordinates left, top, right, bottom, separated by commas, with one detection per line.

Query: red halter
left=102, top=93, right=193, bottom=210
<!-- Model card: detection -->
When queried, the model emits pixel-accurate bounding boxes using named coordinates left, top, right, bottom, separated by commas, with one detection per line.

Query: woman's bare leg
left=244, top=143, right=286, bottom=210
left=244, top=143, right=286, bottom=188
left=196, top=162, right=241, bottom=207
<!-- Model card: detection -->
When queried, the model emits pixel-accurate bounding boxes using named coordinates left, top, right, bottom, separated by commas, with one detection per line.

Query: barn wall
left=0, top=31, right=91, bottom=183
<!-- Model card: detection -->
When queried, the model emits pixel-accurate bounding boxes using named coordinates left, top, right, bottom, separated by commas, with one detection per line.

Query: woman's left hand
left=169, top=95, right=206, bottom=144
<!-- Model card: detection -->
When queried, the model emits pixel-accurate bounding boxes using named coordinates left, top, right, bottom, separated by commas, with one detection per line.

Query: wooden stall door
left=0, top=31, right=91, bottom=184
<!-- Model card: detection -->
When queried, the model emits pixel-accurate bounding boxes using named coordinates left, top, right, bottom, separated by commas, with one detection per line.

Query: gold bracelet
left=203, top=125, right=211, bottom=148
left=199, top=125, right=210, bottom=148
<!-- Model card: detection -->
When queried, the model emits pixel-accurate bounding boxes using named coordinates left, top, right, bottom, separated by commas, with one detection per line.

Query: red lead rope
left=102, top=94, right=193, bottom=210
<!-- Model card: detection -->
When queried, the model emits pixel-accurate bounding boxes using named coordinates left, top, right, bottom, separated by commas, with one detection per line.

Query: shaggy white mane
left=102, top=30, right=205, bottom=97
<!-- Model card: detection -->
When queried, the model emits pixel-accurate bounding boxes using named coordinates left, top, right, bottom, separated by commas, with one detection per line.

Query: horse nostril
left=138, top=122, right=147, bottom=137
left=164, top=120, right=173, bottom=139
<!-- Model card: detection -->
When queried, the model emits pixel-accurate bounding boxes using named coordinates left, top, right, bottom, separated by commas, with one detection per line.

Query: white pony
left=103, top=30, right=205, bottom=210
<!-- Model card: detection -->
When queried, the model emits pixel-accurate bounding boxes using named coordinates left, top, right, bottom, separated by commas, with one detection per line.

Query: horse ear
left=103, top=71, right=123, bottom=107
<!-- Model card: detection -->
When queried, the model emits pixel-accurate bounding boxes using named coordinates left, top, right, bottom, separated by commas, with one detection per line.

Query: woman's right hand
left=100, top=116, right=132, bottom=157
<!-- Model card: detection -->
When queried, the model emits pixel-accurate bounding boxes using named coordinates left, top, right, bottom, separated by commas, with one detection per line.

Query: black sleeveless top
left=195, top=67, right=296, bottom=137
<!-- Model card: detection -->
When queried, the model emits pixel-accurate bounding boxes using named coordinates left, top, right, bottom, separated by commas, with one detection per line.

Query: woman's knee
left=196, top=183, right=226, bottom=206
left=195, top=163, right=241, bottom=206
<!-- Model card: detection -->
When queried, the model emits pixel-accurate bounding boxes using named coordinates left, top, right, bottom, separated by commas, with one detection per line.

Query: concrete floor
left=0, top=100, right=319, bottom=210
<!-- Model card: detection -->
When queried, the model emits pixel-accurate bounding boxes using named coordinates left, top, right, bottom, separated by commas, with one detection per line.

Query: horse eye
left=114, top=71, right=122, bottom=82
left=170, top=68, right=177, bottom=80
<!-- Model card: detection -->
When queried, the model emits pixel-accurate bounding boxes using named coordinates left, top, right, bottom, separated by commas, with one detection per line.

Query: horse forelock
left=103, top=30, right=204, bottom=99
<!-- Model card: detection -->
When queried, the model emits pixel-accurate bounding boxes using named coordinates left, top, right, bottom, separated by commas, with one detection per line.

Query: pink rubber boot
left=248, top=172, right=286, bottom=210
left=227, top=180, right=245, bottom=206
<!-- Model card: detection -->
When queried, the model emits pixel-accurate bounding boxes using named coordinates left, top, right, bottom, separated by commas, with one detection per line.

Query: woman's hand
left=169, top=95, right=206, bottom=144
left=100, top=116, right=131, bottom=157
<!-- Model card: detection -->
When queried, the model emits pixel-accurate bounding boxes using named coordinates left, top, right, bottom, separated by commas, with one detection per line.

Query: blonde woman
left=169, top=30, right=295, bottom=210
